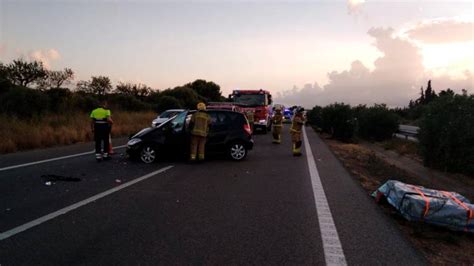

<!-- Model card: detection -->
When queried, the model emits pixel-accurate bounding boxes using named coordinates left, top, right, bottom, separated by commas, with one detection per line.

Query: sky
left=0, top=0, right=473, bottom=107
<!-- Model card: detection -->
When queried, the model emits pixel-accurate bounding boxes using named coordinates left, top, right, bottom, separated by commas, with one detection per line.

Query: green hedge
left=418, top=94, right=474, bottom=175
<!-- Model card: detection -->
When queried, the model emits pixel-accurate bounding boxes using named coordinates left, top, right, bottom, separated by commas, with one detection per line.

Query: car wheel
left=229, top=142, right=247, bottom=161
left=140, top=145, right=157, bottom=164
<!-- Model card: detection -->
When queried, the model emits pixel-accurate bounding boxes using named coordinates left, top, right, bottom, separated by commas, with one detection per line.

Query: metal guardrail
left=395, top=125, right=419, bottom=142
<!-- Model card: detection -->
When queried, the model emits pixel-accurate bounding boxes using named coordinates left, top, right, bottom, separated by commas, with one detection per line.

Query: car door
left=162, top=111, right=189, bottom=157
left=206, top=111, right=229, bottom=152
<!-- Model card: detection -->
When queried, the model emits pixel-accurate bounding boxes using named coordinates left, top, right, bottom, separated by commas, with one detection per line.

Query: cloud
left=406, top=19, right=474, bottom=44
left=275, top=27, right=472, bottom=108
left=347, top=0, right=366, bottom=16
left=27, top=48, right=61, bottom=69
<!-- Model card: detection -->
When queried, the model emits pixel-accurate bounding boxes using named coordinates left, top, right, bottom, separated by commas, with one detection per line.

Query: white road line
left=303, top=127, right=347, bottom=266
left=0, top=165, right=174, bottom=241
left=0, top=144, right=127, bottom=172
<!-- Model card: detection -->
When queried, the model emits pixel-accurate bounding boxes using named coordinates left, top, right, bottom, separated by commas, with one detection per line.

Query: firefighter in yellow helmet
left=272, top=106, right=283, bottom=144
left=189, top=102, right=211, bottom=161
left=290, top=107, right=305, bottom=156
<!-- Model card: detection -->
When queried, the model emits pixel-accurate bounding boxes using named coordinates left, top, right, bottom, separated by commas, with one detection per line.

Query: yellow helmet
left=197, top=102, right=206, bottom=110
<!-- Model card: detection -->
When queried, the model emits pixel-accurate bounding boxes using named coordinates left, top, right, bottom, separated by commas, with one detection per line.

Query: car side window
left=171, top=112, right=187, bottom=132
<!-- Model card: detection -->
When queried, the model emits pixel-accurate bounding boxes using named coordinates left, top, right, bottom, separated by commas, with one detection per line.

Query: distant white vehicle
left=151, top=109, right=185, bottom=127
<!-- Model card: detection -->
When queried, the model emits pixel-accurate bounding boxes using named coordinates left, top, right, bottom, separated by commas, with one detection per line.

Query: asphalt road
left=0, top=126, right=425, bottom=265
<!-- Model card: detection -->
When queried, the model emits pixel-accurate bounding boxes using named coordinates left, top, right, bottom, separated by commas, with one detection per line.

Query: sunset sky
left=1, top=0, right=472, bottom=107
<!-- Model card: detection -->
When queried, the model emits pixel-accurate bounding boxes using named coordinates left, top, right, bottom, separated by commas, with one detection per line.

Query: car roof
left=163, top=109, right=185, bottom=112
left=191, top=109, right=244, bottom=115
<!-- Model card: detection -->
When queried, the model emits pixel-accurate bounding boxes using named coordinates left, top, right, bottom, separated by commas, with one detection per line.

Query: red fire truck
left=229, top=89, right=273, bottom=133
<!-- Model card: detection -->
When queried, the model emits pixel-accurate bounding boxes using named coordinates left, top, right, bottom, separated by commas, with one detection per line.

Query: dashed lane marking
left=0, top=165, right=174, bottom=241
left=0, top=145, right=127, bottom=172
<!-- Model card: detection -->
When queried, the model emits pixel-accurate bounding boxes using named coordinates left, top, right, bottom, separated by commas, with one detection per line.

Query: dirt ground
left=320, top=134, right=474, bottom=265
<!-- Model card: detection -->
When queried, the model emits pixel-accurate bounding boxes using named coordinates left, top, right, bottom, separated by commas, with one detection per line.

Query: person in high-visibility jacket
left=290, top=107, right=305, bottom=156
left=189, top=102, right=211, bottom=161
left=245, top=110, right=255, bottom=133
left=272, top=106, right=283, bottom=144
left=90, top=101, right=114, bottom=161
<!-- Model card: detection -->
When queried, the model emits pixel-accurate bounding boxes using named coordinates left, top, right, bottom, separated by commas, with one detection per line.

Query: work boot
left=103, top=153, right=111, bottom=160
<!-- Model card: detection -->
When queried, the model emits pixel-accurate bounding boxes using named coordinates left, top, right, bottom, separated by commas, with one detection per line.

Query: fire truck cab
left=229, top=89, right=273, bottom=133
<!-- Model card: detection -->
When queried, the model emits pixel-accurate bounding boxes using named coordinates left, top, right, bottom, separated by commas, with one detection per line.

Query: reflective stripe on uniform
left=191, top=111, right=210, bottom=137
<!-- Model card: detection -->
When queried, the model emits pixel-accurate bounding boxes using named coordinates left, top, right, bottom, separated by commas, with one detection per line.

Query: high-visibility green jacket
left=290, top=115, right=305, bottom=133
left=191, top=111, right=211, bottom=137
left=90, top=108, right=111, bottom=123
left=272, top=113, right=283, bottom=127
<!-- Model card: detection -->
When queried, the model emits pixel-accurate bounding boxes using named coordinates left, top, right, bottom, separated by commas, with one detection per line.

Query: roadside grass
left=322, top=135, right=474, bottom=265
left=379, top=138, right=419, bottom=157
left=0, top=111, right=156, bottom=154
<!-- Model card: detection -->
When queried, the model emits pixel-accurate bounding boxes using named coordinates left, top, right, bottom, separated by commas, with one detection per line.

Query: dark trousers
left=94, top=123, right=110, bottom=154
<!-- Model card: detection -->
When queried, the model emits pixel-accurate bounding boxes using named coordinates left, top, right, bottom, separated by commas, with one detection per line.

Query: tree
left=38, top=68, right=74, bottom=90
left=187, top=79, right=222, bottom=102
left=156, top=95, right=182, bottom=112
left=424, top=80, right=437, bottom=104
left=76, top=76, right=112, bottom=95
left=90, top=76, right=112, bottom=95
left=160, top=86, right=200, bottom=109
left=4, top=59, right=47, bottom=87
left=75, top=80, right=92, bottom=94
left=115, top=82, right=152, bottom=98
left=418, top=93, right=474, bottom=175
left=439, top=88, right=455, bottom=97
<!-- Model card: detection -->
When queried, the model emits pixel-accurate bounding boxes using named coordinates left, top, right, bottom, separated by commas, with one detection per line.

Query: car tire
left=228, top=142, right=247, bottom=161
left=140, top=145, right=158, bottom=164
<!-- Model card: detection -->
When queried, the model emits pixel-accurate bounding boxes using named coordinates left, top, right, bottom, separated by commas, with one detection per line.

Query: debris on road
left=373, top=180, right=474, bottom=232
left=41, top=174, right=81, bottom=182
left=115, top=179, right=122, bottom=183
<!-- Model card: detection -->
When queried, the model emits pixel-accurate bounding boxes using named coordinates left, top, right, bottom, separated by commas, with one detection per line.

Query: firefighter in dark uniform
left=90, top=101, right=113, bottom=161
left=272, top=106, right=283, bottom=144
left=290, top=107, right=305, bottom=156
left=189, top=102, right=211, bottom=161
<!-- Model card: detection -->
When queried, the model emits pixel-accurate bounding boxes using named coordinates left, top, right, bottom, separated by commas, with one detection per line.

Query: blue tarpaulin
left=373, top=180, right=474, bottom=232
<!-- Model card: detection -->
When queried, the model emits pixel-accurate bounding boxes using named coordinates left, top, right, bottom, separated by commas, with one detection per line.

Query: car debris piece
left=41, top=174, right=81, bottom=182
left=373, top=180, right=473, bottom=232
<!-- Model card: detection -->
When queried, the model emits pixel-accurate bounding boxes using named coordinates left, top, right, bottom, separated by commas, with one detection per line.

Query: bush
left=45, top=88, right=73, bottom=113
left=0, top=85, right=50, bottom=118
left=321, top=103, right=355, bottom=141
left=307, top=106, right=323, bottom=128
left=156, top=95, right=182, bottom=112
left=108, top=94, right=152, bottom=112
left=356, top=104, right=399, bottom=141
left=418, top=94, right=474, bottom=175
left=70, top=94, right=100, bottom=113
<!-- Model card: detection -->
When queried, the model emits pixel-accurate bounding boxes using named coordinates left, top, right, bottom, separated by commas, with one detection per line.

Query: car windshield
left=233, top=94, right=266, bottom=106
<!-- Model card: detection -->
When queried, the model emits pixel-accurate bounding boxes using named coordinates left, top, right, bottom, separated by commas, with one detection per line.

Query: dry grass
left=380, top=138, right=419, bottom=158
left=323, top=136, right=474, bottom=265
left=0, top=111, right=156, bottom=154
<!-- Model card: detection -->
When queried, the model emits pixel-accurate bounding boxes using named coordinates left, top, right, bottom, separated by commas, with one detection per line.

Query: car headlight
left=127, top=138, right=142, bottom=146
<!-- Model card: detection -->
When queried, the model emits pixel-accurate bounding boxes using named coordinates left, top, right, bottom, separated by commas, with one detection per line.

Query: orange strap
left=441, top=191, right=474, bottom=230
left=411, top=186, right=430, bottom=218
